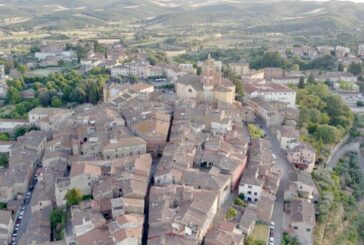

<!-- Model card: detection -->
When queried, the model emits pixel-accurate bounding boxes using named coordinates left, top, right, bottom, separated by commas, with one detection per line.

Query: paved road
left=15, top=167, right=40, bottom=244
left=259, top=122, right=296, bottom=245
left=328, top=142, right=361, bottom=170
left=16, top=203, right=32, bottom=242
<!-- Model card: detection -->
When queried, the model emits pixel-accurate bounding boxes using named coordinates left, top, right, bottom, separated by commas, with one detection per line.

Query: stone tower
left=201, top=54, right=221, bottom=89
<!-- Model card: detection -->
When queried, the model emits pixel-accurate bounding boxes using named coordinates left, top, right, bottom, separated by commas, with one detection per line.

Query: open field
left=251, top=224, right=270, bottom=244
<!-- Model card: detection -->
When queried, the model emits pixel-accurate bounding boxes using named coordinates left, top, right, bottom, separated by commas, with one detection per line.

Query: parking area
left=10, top=172, right=38, bottom=244
left=334, top=92, right=364, bottom=112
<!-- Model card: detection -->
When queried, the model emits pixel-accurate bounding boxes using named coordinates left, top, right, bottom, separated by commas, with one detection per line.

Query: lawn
left=251, top=224, right=270, bottom=244
left=30, top=67, right=63, bottom=77
left=0, top=105, right=15, bottom=115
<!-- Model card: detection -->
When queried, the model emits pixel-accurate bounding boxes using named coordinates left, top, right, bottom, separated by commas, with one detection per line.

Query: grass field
left=251, top=224, right=270, bottom=244
left=30, top=67, right=63, bottom=77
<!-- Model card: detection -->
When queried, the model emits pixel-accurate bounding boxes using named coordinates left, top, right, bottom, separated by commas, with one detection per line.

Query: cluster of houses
left=109, top=53, right=191, bottom=83
left=0, top=55, right=335, bottom=245
left=0, top=65, right=7, bottom=98
left=269, top=44, right=364, bottom=64
left=34, top=42, right=77, bottom=67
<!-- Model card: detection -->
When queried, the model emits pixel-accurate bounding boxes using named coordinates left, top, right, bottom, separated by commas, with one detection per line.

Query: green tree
left=38, top=91, right=51, bottom=107
left=338, top=63, right=344, bottom=72
left=309, top=55, right=337, bottom=70
left=348, top=62, right=363, bottom=75
left=250, top=51, right=285, bottom=69
left=51, top=96, right=62, bottom=108
left=282, top=232, right=300, bottom=245
left=234, top=197, right=245, bottom=206
left=75, top=46, right=89, bottom=63
left=7, top=87, right=21, bottom=104
left=65, top=188, right=83, bottom=206
left=70, top=87, right=86, bottom=104
left=17, top=65, right=27, bottom=75
left=7, top=79, right=24, bottom=90
left=248, top=124, right=265, bottom=139
left=88, top=81, right=100, bottom=104
left=307, top=73, right=315, bottom=84
left=14, top=127, right=28, bottom=139
left=298, top=76, right=305, bottom=89
left=314, top=124, right=341, bottom=144
left=225, top=207, right=238, bottom=220
left=0, top=154, right=9, bottom=168
left=0, top=133, right=10, bottom=141
left=292, top=64, right=300, bottom=71
left=50, top=208, right=66, bottom=241
left=196, top=67, right=202, bottom=75
left=30, top=46, right=41, bottom=54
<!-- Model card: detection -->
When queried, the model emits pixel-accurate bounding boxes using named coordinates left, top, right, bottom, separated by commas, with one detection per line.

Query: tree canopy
left=297, top=83, right=354, bottom=149
left=65, top=188, right=83, bottom=206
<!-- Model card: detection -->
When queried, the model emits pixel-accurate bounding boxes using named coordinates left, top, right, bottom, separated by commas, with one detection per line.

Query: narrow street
left=211, top=189, right=239, bottom=229
left=259, top=122, right=296, bottom=245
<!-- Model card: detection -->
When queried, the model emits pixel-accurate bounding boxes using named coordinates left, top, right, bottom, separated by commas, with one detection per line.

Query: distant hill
left=0, top=0, right=364, bottom=33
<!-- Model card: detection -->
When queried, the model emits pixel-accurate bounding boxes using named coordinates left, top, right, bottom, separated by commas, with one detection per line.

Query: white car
left=272, top=154, right=277, bottom=160
left=270, top=221, right=275, bottom=229
left=269, top=237, right=275, bottom=243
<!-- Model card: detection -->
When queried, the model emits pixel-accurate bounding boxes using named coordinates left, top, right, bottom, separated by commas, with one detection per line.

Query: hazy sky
left=304, top=0, right=364, bottom=2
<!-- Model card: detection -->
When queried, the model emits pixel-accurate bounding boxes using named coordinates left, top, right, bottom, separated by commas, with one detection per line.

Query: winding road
left=327, top=142, right=364, bottom=171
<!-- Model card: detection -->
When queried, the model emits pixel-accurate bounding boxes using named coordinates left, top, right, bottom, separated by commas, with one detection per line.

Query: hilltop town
left=0, top=1, right=364, bottom=244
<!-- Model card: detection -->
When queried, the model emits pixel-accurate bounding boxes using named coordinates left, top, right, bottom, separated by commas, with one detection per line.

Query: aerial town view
left=0, top=0, right=364, bottom=245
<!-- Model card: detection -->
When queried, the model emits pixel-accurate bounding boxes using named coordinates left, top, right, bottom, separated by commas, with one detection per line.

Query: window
left=306, top=228, right=311, bottom=232
left=188, top=89, right=193, bottom=93
left=248, top=191, right=252, bottom=195
left=248, top=185, right=252, bottom=189
left=254, top=198, right=258, bottom=202
left=254, top=192, right=257, bottom=195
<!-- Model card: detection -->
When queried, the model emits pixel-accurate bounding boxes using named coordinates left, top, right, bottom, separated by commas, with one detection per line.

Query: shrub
left=225, top=207, right=238, bottom=220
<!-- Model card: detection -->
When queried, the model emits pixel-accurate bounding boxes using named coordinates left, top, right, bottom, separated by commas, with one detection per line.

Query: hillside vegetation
left=1, top=0, right=364, bottom=34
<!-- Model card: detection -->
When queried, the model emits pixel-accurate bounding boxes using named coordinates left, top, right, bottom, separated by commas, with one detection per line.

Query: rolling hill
left=0, top=0, right=363, bottom=34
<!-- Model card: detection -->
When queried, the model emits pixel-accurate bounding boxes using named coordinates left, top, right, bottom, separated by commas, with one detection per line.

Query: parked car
left=269, top=228, right=274, bottom=237
left=269, top=237, right=274, bottom=244
left=270, top=221, right=275, bottom=229
left=24, top=198, right=29, bottom=205
left=272, top=154, right=277, bottom=160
